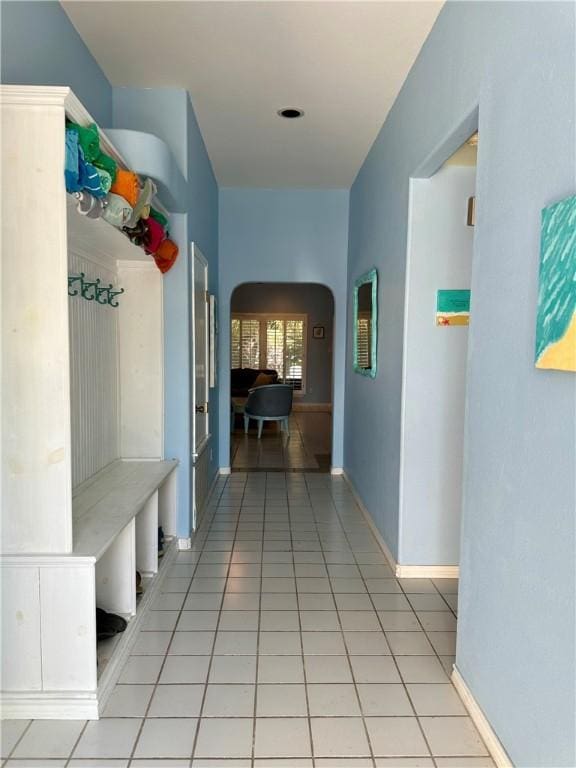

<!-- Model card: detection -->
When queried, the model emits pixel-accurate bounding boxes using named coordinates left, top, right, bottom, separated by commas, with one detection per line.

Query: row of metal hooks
left=68, top=273, right=124, bottom=307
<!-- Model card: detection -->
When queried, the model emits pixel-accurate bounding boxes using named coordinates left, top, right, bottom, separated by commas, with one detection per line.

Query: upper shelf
left=67, top=194, right=149, bottom=262
left=105, top=129, right=188, bottom=213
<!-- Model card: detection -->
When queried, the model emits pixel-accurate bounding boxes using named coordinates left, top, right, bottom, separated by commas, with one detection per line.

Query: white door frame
left=190, top=242, right=210, bottom=528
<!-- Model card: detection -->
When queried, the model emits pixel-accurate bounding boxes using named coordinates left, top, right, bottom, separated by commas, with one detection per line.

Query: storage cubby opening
left=135, top=490, right=159, bottom=580
left=158, top=470, right=178, bottom=540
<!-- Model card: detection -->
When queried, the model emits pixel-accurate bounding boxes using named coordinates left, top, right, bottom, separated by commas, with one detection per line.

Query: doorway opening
left=229, top=282, right=334, bottom=472
left=401, top=129, right=478, bottom=656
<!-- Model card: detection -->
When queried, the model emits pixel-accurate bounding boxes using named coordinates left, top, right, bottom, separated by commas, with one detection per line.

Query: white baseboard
left=342, top=471, right=459, bottom=579
left=219, top=467, right=231, bottom=475
left=178, top=537, right=192, bottom=550
left=396, top=564, right=459, bottom=578
left=342, top=471, right=398, bottom=573
left=452, top=666, right=513, bottom=767
left=330, top=467, right=344, bottom=476
left=0, top=692, right=99, bottom=720
left=293, top=402, right=332, bottom=412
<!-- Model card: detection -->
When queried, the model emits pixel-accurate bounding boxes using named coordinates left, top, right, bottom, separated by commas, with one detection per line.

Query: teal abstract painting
left=535, top=194, right=576, bottom=372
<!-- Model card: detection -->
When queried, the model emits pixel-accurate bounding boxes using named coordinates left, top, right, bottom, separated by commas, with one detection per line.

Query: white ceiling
left=62, top=1, right=443, bottom=188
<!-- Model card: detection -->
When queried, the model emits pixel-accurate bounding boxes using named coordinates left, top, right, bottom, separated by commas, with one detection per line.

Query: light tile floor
left=1, top=472, right=494, bottom=767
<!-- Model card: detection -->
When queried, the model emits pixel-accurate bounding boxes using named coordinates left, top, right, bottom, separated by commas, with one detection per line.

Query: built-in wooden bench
left=1, top=459, right=179, bottom=720
left=73, top=460, right=178, bottom=558
left=1, top=85, right=184, bottom=720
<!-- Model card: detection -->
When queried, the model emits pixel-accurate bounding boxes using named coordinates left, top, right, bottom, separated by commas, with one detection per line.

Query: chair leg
left=257, top=419, right=264, bottom=439
left=244, top=414, right=249, bottom=434
left=284, top=418, right=290, bottom=437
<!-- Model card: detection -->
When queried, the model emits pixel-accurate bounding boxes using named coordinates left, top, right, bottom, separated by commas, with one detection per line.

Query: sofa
left=231, top=368, right=278, bottom=397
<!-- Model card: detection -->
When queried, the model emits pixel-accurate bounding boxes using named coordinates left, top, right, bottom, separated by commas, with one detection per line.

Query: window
left=231, top=314, right=307, bottom=392
left=356, top=314, right=371, bottom=369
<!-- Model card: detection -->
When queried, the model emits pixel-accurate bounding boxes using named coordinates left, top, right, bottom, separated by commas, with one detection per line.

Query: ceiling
left=62, top=1, right=443, bottom=188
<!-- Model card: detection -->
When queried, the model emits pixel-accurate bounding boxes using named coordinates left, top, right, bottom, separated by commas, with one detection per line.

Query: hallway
left=2, top=472, right=490, bottom=765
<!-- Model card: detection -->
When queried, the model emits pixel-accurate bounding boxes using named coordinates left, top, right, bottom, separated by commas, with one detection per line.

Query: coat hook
left=68, top=273, right=84, bottom=296
left=108, top=287, right=125, bottom=308
left=96, top=283, right=112, bottom=305
left=81, top=277, right=100, bottom=301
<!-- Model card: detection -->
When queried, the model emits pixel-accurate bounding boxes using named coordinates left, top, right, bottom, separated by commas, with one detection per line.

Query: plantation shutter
left=231, top=314, right=307, bottom=391
left=357, top=315, right=370, bottom=368
left=285, top=320, right=304, bottom=390
left=231, top=318, right=241, bottom=368
left=266, top=320, right=285, bottom=379
left=241, top=319, right=260, bottom=368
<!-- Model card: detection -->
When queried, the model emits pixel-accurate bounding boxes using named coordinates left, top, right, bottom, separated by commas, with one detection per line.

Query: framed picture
left=209, top=294, right=217, bottom=387
left=312, top=325, right=325, bottom=339
left=535, top=194, right=576, bottom=372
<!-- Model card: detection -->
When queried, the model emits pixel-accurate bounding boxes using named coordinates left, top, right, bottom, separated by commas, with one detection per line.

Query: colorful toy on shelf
left=64, top=123, right=175, bottom=270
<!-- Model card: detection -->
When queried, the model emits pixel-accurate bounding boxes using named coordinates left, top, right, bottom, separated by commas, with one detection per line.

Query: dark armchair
left=244, top=384, right=293, bottom=438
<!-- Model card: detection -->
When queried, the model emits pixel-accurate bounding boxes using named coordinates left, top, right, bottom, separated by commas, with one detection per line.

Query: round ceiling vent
left=278, top=108, right=304, bottom=119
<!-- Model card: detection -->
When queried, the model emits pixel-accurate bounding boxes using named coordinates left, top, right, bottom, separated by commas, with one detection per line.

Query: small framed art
left=312, top=325, right=325, bottom=339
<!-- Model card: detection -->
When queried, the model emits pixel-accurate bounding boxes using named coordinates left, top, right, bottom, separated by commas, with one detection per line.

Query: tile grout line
left=333, top=486, right=435, bottom=764
left=126, top=475, right=218, bottom=767
left=331, top=476, right=486, bottom=762
left=249, top=472, right=266, bottom=767
left=191, top=472, right=246, bottom=764
left=292, top=475, right=316, bottom=767
left=314, top=476, right=376, bottom=767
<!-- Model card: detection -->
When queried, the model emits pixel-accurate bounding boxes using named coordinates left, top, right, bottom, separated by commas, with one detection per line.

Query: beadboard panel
left=68, top=250, right=120, bottom=488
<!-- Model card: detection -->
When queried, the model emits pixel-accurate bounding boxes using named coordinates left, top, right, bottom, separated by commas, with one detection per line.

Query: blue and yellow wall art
left=535, top=194, right=576, bottom=372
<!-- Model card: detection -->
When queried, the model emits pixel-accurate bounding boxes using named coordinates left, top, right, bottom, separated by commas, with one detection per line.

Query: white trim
left=0, top=555, right=94, bottom=567
left=219, top=467, right=232, bottom=475
left=193, top=433, right=211, bottom=462
left=342, top=471, right=397, bottom=573
left=0, top=692, right=99, bottom=721
left=396, top=564, right=459, bottom=578
left=178, top=537, right=192, bottom=550
left=342, top=471, right=459, bottom=579
left=0, top=86, right=131, bottom=173
left=452, top=666, right=513, bottom=767
left=398, top=178, right=416, bottom=560
left=330, top=467, right=344, bottom=476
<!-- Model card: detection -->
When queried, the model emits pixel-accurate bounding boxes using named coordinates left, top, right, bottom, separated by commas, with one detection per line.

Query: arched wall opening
left=228, top=282, right=335, bottom=471
left=219, top=280, right=345, bottom=473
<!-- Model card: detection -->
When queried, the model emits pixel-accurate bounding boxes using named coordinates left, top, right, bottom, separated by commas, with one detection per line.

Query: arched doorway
left=229, top=282, right=335, bottom=471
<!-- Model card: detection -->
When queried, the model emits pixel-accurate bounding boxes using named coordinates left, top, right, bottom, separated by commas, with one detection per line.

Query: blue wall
left=1, top=1, right=112, bottom=125
left=113, top=88, right=220, bottom=537
left=218, top=188, right=349, bottom=469
left=347, top=2, right=575, bottom=765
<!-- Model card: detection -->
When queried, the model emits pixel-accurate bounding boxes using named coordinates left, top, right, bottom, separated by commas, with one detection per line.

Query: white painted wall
left=400, top=165, right=476, bottom=565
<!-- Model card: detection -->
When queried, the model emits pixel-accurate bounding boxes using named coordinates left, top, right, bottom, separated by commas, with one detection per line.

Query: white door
left=191, top=243, right=209, bottom=528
